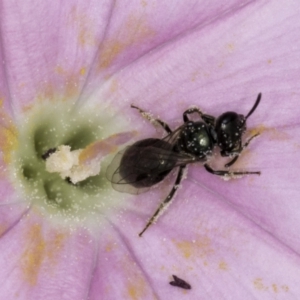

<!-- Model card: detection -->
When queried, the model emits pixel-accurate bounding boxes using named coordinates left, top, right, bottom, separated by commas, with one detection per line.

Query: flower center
left=10, top=101, right=129, bottom=226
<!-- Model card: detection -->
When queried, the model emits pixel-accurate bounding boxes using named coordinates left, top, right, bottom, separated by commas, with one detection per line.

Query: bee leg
left=224, top=133, right=260, bottom=168
left=183, top=108, right=216, bottom=128
left=131, top=105, right=172, bottom=134
left=183, top=107, right=205, bottom=122
left=224, top=155, right=239, bottom=168
left=139, top=165, right=186, bottom=237
left=204, top=163, right=260, bottom=176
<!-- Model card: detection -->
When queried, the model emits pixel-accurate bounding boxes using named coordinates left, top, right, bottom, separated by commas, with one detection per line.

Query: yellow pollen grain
left=55, top=65, right=66, bottom=74
left=141, top=0, right=147, bottom=7
left=105, top=243, right=113, bottom=252
left=218, top=61, right=225, bottom=68
left=218, top=261, right=228, bottom=270
left=227, top=43, right=235, bottom=52
left=80, top=67, right=86, bottom=76
left=253, top=278, right=267, bottom=291
left=127, top=278, right=147, bottom=300
left=282, top=285, right=289, bottom=292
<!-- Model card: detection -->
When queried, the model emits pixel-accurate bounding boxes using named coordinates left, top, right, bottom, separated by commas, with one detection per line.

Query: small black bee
left=106, top=94, right=261, bottom=236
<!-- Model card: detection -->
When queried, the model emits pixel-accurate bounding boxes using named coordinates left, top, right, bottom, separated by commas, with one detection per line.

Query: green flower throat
left=11, top=101, right=123, bottom=225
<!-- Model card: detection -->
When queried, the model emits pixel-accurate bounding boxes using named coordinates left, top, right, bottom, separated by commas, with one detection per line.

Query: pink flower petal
left=98, top=1, right=300, bottom=118
left=0, top=0, right=254, bottom=112
left=92, top=178, right=300, bottom=298
left=0, top=210, right=98, bottom=299
left=0, top=0, right=113, bottom=112
left=1, top=0, right=300, bottom=299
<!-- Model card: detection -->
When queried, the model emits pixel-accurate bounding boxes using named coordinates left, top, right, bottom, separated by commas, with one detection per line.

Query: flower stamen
left=45, top=131, right=137, bottom=184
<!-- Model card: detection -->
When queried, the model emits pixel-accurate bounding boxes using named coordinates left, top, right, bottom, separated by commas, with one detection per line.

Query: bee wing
left=106, top=146, right=152, bottom=195
left=162, top=124, right=185, bottom=144
left=106, top=139, right=195, bottom=195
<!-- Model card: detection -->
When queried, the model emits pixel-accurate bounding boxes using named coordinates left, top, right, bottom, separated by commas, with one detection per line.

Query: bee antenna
left=245, top=93, right=261, bottom=119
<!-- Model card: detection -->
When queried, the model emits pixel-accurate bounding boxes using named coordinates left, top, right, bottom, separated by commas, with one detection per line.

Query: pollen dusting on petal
left=0, top=126, right=18, bottom=164
left=0, top=100, right=18, bottom=164
left=174, top=236, right=215, bottom=262
left=35, top=67, right=85, bottom=103
left=78, top=29, right=96, bottom=47
left=98, top=40, right=123, bottom=70
left=54, top=65, right=66, bottom=75
left=97, top=15, right=156, bottom=70
left=21, top=224, right=66, bottom=285
left=226, top=42, right=235, bottom=53
left=141, top=0, right=147, bottom=7
left=68, top=7, right=97, bottom=47
left=253, top=278, right=290, bottom=294
left=253, top=277, right=268, bottom=291
left=127, top=278, right=147, bottom=300
left=249, top=125, right=290, bottom=141
left=218, top=260, right=228, bottom=270
left=174, top=240, right=192, bottom=259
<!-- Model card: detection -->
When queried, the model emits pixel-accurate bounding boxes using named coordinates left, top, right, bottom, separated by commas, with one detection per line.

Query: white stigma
left=45, top=145, right=100, bottom=184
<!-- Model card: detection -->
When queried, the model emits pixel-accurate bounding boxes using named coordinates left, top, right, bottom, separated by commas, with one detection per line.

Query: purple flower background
left=0, top=0, right=300, bottom=299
